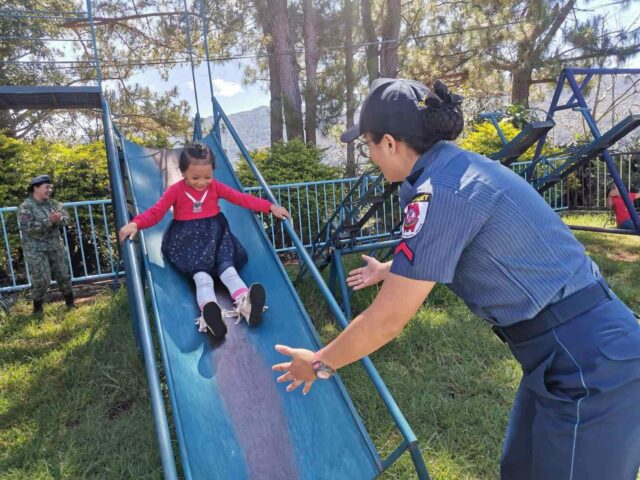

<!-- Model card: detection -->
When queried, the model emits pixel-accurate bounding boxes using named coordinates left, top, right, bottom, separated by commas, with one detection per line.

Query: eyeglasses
left=355, top=139, right=372, bottom=158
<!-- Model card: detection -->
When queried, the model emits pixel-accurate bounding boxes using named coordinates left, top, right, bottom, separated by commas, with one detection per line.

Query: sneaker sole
left=203, top=302, right=227, bottom=337
left=248, top=284, right=266, bottom=327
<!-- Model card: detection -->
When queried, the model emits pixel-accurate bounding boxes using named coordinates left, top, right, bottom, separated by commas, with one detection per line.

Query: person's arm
left=215, top=180, right=273, bottom=213
left=272, top=272, right=434, bottom=394
left=131, top=184, right=178, bottom=229
left=120, top=185, right=177, bottom=242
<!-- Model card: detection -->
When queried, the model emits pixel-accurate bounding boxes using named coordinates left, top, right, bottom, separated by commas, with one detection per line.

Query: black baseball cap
left=340, top=78, right=433, bottom=143
left=29, top=174, right=52, bottom=187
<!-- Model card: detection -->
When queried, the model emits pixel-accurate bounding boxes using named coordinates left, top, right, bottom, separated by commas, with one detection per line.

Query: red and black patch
left=394, top=240, right=415, bottom=264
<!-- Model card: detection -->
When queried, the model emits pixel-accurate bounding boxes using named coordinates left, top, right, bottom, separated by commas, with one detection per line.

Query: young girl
left=606, top=182, right=640, bottom=230
left=119, top=142, right=290, bottom=337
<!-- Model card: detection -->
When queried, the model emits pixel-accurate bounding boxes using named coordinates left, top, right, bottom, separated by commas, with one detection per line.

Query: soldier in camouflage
left=18, top=175, right=74, bottom=315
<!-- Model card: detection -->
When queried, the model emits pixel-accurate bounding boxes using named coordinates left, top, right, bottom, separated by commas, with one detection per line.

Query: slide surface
left=122, top=132, right=382, bottom=480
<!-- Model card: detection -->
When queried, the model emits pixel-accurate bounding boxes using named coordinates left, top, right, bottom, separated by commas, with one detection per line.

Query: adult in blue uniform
left=273, top=78, right=640, bottom=479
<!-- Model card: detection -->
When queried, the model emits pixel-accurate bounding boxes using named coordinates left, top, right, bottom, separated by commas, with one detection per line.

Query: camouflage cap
left=29, top=175, right=52, bottom=187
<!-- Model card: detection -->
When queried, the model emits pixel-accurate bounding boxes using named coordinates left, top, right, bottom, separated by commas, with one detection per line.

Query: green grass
left=0, top=291, right=162, bottom=479
left=1, top=212, right=638, bottom=479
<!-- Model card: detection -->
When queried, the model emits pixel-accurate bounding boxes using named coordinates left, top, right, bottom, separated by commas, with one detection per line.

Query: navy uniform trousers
left=499, top=282, right=640, bottom=480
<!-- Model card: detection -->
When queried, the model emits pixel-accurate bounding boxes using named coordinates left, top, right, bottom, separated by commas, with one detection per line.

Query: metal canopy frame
left=531, top=67, right=640, bottom=234
left=0, top=86, right=102, bottom=110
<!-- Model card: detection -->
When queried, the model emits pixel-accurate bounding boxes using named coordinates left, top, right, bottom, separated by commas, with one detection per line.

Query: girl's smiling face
left=182, top=163, right=213, bottom=191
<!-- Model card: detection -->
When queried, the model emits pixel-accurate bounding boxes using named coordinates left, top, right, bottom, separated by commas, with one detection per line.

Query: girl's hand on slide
left=119, top=222, right=138, bottom=243
left=270, top=204, right=291, bottom=219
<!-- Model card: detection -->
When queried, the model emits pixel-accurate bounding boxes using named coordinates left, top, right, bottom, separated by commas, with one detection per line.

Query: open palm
left=346, top=255, right=388, bottom=290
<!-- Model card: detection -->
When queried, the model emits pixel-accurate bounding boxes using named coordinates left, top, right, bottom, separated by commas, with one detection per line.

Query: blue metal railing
left=209, top=95, right=432, bottom=479
left=0, top=199, right=122, bottom=293
left=245, top=176, right=404, bottom=253
left=0, top=159, right=573, bottom=293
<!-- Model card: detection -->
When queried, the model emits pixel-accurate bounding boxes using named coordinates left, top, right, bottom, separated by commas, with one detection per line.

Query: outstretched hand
left=272, top=344, right=316, bottom=395
left=346, top=254, right=387, bottom=290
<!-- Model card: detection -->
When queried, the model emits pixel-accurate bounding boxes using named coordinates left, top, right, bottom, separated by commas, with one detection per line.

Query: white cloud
left=211, top=78, right=243, bottom=97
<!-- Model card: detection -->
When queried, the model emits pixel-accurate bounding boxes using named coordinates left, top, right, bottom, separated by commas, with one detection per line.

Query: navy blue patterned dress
left=161, top=213, right=247, bottom=277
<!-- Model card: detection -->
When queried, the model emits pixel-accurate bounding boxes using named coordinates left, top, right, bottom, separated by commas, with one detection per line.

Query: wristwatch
left=312, top=351, right=336, bottom=380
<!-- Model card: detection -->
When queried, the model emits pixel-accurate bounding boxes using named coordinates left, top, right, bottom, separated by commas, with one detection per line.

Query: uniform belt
left=492, top=279, right=613, bottom=344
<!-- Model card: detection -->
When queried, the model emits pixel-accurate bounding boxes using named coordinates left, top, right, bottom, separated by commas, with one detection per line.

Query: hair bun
left=433, top=80, right=463, bottom=107
left=422, top=80, right=464, bottom=142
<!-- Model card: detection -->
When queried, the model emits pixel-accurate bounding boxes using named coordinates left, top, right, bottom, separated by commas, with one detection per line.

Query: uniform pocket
left=523, top=349, right=577, bottom=403
left=598, top=325, right=640, bottom=361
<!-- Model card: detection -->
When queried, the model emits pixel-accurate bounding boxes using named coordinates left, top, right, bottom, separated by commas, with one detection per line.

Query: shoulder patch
left=402, top=193, right=430, bottom=238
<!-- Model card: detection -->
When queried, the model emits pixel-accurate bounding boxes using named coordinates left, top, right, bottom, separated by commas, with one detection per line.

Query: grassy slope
left=0, top=213, right=637, bottom=479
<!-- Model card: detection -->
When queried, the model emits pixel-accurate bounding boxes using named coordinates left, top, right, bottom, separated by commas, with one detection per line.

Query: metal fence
left=562, top=152, right=639, bottom=209
left=245, top=176, right=404, bottom=254
left=0, top=199, right=120, bottom=293
left=4, top=155, right=628, bottom=293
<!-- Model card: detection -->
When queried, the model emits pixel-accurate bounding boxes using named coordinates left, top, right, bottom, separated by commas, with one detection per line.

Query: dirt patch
left=106, top=398, right=135, bottom=420
left=608, top=252, right=640, bottom=262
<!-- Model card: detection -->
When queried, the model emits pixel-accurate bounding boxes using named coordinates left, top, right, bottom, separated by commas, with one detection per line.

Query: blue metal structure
left=0, top=2, right=432, bottom=478
left=480, top=68, right=640, bottom=235
left=0, top=200, right=121, bottom=293
left=480, top=111, right=555, bottom=166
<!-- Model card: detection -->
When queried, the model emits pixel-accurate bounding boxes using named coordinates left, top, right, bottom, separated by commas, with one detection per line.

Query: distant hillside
left=202, top=75, right=639, bottom=170
left=202, top=106, right=346, bottom=167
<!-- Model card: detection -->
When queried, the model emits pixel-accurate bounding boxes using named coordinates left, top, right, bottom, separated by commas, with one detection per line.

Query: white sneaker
left=233, top=283, right=266, bottom=327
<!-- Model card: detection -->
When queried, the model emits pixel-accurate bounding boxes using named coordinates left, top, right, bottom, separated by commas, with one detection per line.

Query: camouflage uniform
left=17, top=196, right=73, bottom=302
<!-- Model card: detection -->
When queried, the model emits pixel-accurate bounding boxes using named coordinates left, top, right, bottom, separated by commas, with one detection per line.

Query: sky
left=107, top=0, right=640, bottom=118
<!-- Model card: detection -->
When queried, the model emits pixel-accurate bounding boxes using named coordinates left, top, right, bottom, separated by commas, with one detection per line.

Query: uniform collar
left=399, top=141, right=451, bottom=205
left=30, top=196, right=51, bottom=205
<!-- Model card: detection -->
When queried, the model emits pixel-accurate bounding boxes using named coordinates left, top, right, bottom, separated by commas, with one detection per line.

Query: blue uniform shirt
left=390, top=141, right=600, bottom=326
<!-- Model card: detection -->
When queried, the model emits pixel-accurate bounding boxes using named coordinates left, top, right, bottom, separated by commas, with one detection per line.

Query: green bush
left=459, top=120, right=559, bottom=162
left=235, top=139, right=339, bottom=187
left=0, top=134, right=109, bottom=207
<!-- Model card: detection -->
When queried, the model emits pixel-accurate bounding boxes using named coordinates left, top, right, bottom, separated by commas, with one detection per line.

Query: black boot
left=64, top=293, right=75, bottom=309
left=33, top=300, right=43, bottom=316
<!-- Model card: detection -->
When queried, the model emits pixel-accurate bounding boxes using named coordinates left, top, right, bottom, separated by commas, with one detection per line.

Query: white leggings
left=192, top=267, right=248, bottom=309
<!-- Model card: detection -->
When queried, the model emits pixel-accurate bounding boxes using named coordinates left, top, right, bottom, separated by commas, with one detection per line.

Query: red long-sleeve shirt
left=611, top=193, right=640, bottom=226
left=132, top=179, right=272, bottom=230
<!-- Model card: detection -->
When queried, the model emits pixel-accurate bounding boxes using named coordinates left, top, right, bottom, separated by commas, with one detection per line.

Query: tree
left=268, top=0, right=304, bottom=141
left=360, top=0, right=379, bottom=85
left=379, top=0, right=401, bottom=78
left=0, top=0, right=75, bottom=137
left=432, top=0, right=640, bottom=106
left=302, top=0, right=320, bottom=146
left=344, top=0, right=356, bottom=177
left=253, top=0, right=285, bottom=143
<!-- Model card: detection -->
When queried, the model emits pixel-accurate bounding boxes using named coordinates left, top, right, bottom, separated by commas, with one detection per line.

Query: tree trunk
left=269, top=0, right=304, bottom=142
left=267, top=41, right=284, bottom=144
left=360, top=0, right=379, bottom=84
left=303, top=0, right=319, bottom=146
left=344, top=0, right=356, bottom=176
left=379, top=0, right=400, bottom=78
left=254, top=0, right=284, bottom=144
left=511, top=68, right=533, bottom=107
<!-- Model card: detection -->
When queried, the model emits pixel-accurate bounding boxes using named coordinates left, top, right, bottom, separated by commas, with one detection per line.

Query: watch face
left=317, top=370, right=331, bottom=380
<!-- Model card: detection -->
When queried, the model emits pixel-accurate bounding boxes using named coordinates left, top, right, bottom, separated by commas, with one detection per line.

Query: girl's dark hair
left=371, top=80, right=464, bottom=154
left=179, top=142, right=215, bottom=172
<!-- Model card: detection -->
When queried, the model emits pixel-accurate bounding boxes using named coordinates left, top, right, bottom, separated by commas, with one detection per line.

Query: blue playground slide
left=121, top=131, right=384, bottom=479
